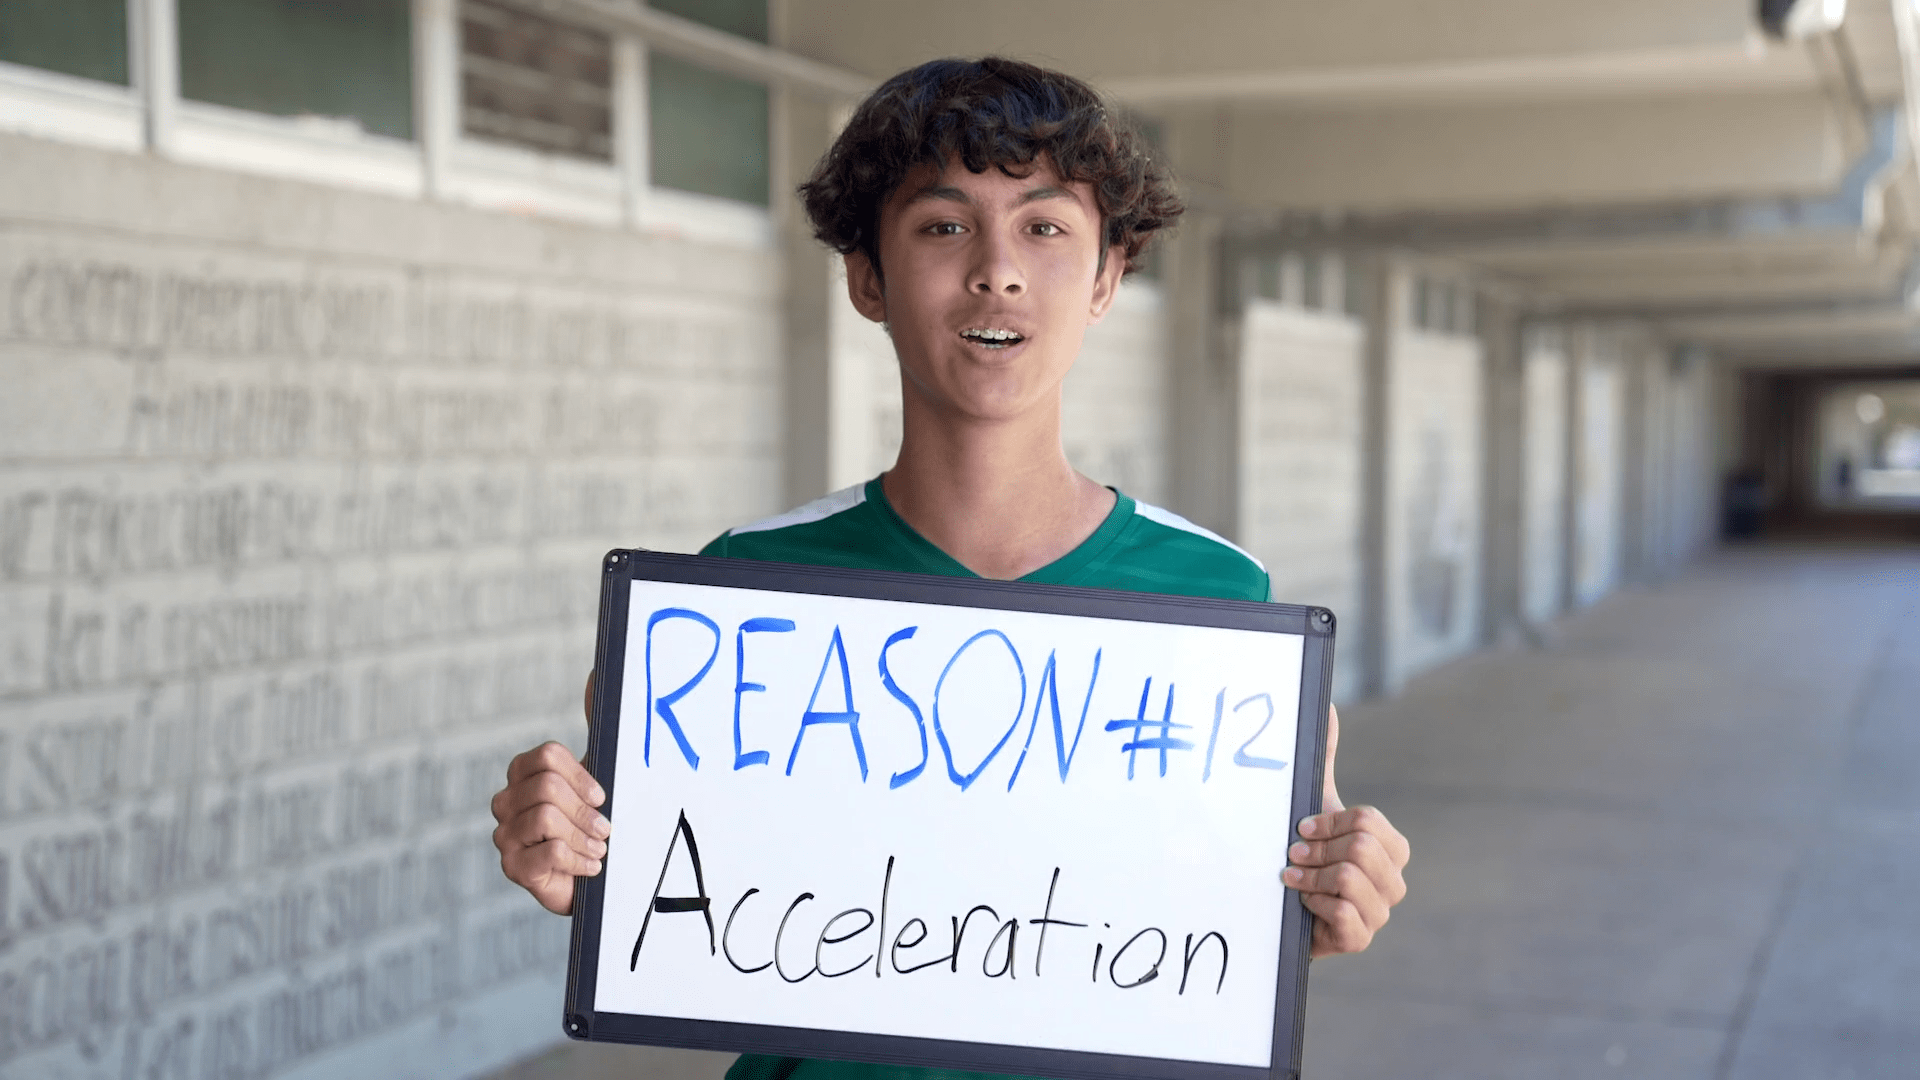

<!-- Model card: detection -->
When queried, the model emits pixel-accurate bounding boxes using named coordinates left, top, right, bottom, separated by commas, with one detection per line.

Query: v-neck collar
left=864, top=476, right=1136, bottom=586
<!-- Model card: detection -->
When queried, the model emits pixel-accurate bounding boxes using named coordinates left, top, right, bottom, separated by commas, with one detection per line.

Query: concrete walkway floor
left=482, top=542, right=1920, bottom=1080
left=1304, top=542, right=1920, bottom=1080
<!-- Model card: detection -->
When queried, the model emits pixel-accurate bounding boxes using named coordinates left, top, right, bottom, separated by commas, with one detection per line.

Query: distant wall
left=0, top=134, right=782, bottom=1080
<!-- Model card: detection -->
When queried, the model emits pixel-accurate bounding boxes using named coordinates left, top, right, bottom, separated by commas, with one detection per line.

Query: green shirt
left=701, top=475, right=1269, bottom=1080
left=701, top=476, right=1269, bottom=603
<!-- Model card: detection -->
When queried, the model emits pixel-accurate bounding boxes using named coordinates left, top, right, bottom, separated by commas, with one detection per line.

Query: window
left=0, top=0, right=783, bottom=236
left=651, top=0, right=767, bottom=41
left=461, top=0, right=613, bottom=161
left=0, top=0, right=128, bottom=84
left=648, top=0, right=769, bottom=206
left=178, top=0, right=413, bottom=140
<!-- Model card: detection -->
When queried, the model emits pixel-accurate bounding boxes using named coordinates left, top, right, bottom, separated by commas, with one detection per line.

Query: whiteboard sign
left=565, top=551, right=1335, bottom=1080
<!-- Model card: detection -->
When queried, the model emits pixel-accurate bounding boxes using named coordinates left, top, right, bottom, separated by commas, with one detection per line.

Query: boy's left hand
left=1283, top=705, right=1411, bottom=958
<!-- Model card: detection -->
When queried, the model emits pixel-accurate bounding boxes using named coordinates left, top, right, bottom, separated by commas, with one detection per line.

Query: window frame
left=0, top=0, right=840, bottom=250
left=0, top=58, right=144, bottom=152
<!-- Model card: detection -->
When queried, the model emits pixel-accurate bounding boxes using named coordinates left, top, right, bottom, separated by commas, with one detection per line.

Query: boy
left=491, top=56, right=1409, bottom=1079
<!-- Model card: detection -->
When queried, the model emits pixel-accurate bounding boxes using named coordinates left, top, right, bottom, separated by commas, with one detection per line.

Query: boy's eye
left=928, top=222, right=965, bottom=235
left=1029, top=222, right=1061, bottom=236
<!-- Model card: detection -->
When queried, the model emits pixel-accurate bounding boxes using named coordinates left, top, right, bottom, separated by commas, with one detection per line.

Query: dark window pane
left=461, top=0, right=612, bottom=161
left=0, top=0, right=129, bottom=85
left=648, top=0, right=767, bottom=43
left=179, top=0, right=413, bottom=140
left=649, top=52, right=767, bottom=206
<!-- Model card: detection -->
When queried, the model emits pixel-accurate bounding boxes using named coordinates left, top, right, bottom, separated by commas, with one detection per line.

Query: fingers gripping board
left=565, top=550, right=1335, bottom=1080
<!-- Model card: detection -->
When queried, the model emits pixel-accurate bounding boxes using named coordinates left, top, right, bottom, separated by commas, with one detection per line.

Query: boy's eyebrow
left=903, top=184, right=971, bottom=206
left=900, top=183, right=1077, bottom=208
left=1014, top=185, right=1073, bottom=206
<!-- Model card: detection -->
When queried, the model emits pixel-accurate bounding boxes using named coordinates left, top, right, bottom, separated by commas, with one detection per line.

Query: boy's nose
left=970, top=236, right=1025, bottom=295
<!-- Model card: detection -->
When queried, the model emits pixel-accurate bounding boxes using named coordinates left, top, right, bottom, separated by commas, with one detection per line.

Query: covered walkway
left=1305, top=542, right=1920, bottom=1079
left=6, top=5, right=1919, bottom=1077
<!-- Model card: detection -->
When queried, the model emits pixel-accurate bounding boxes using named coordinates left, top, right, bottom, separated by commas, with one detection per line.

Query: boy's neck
left=882, top=392, right=1116, bottom=581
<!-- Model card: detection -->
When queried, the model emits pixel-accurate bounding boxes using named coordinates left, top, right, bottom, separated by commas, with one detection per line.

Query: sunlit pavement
left=1302, top=542, right=1920, bottom=1080
left=483, top=542, right=1920, bottom=1080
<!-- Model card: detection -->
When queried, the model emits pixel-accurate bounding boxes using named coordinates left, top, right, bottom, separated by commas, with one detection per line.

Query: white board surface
left=590, top=578, right=1311, bottom=1069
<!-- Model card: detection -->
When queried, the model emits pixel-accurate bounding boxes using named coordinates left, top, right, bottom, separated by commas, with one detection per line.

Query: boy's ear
left=844, top=251, right=888, bottom=325
left=1086, top=243, right=1128, bottom=325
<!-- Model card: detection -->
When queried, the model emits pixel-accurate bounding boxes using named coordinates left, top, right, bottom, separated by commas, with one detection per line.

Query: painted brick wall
left=0, top=135, right=782, bottom=1080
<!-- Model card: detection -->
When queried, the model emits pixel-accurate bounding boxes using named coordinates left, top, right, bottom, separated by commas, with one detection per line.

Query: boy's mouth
left=959, top=327, right=1026, bottom=350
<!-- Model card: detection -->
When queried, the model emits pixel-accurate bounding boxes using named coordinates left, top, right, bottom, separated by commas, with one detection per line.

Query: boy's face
left=846, top=154, right=1125, bottom=429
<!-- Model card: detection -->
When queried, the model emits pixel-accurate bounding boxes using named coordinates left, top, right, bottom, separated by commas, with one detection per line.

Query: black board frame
left=565, top=549, right=1337, bottom=1080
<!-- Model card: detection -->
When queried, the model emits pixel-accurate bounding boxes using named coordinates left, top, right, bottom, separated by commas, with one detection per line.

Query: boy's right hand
left=490, top=673, right=610, bottom=915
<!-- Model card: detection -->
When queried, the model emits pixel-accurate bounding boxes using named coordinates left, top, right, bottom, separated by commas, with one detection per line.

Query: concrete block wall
left=1237, top=299, right=1366, bottom=702
left=1383, top=319, right=1485, bottom=691
left=0, top=134, right=783, bottom=1080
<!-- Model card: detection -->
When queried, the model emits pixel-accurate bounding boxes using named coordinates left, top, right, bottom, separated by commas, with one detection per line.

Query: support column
left=1627, top=335, right=1676, bottom=581
left=1163, top=211, right=1237, bottom=537
left=774, top=74, right=884, bottom=504
left=1683, top=345, right=1722, bottom=559
left=1619, top=332, right=1649, bottom=583
left=1516, top=322, right=1571, bottom=631
left=1353, top=253, right=1407, bottom=698
left=775, top=90, right=840, bottom=506
left=1560, top=324, right=1588, bottom=614
left=1162, top=105, right=1240, bottom=539
left=770, top=0, right=882, bottom=505
left=1477, top=292, right=1526, bottom=645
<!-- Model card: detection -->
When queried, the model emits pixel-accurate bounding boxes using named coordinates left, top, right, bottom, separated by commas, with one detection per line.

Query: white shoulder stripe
left=1131, top=500, right=1267, bottom=572
left=728, top=482, right=869, bottom=536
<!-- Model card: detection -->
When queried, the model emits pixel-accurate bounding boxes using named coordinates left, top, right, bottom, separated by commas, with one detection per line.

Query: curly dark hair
left=798, top=57, right=1183, bottom=277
